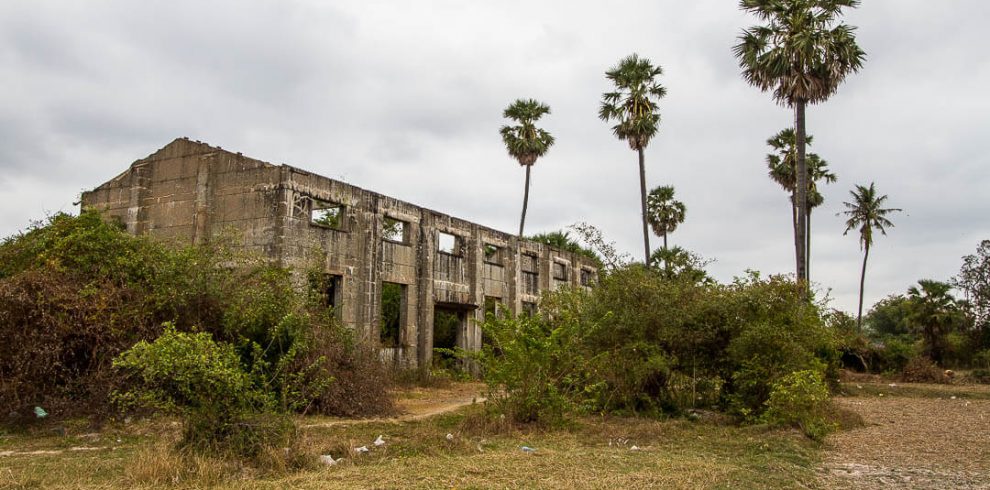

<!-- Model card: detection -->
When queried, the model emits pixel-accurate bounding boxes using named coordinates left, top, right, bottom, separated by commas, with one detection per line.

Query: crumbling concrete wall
left=82, top=138, right=599, bottom=368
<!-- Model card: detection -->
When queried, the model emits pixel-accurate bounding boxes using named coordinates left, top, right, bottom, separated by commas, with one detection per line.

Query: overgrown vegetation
left=0, top=211, right=391, bottom=433
left=475, top=263, right=837, bottom=439
left=839, top=243, right=990, bottom=379
left=528, top=230, right=600, bottom=266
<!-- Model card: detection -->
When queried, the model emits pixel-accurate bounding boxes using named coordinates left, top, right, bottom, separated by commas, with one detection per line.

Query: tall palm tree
left=599, top=54, right=667, bottom=263
left=501, top=99, right=555, bottom=238
left=842, top=183, right=901, bottom=330
left=646, top=185, right=686, bottom=251
left=734, top=0, right=866, bottom=284
left=765, top=128, right=836, bottom=281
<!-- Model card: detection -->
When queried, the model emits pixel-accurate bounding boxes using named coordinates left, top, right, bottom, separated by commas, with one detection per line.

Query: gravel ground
left=820, top=387, right=990, bottom=489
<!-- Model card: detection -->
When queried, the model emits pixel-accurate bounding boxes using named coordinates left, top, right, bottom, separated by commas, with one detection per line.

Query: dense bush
left=113, top=325, right=292, bottom=457
left=0, top=211, right=391, bottom=424
left=477, top=264, right=837, bottom=425
left=762, top=370, right=835, bottom=441
left=475, top=312, right=582, bottom=424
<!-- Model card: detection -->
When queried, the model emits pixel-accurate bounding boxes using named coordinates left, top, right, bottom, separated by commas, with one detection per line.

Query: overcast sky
left=1, top=1, right=987, bottom=314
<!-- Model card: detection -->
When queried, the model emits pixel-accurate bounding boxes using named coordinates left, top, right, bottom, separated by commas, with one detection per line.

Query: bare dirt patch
left=301, top=382, right=485, bottom=428
left=821, top=383, right=990, bottom=489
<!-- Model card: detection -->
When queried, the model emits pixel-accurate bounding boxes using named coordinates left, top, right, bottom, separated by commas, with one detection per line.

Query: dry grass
left=0, top=406, right=820, bottom=489
left=837, top=380, right=990, bottom=400
left=821, top=383, right=990, bottom=489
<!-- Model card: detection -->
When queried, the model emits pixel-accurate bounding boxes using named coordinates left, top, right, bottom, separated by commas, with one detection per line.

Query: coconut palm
left=599, top=54, right=667, bottom=263
left=765, top=128, right=836, bottom=281
left=734, top=0, right=866, bottom=283
left=500, top=99, right=555, bottom=238
left=842, top=183, right=901, bottom=330
left=646, top=185, right=686, bottom=251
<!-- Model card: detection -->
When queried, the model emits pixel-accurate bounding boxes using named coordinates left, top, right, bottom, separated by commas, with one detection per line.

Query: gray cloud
left=1, top=0, right=987, bottom=315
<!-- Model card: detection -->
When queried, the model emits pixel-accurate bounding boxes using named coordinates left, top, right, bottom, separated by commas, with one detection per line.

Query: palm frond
left=600, top=53, right=666, bottom=150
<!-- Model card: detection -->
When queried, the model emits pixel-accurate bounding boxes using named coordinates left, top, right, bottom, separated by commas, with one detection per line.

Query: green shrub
left=113, top=324, right=265, bottom=414
left=974, top=349, right=990, bottom=370
left=762, top=370, right=835, bottom=441
left=870, top=335, right=921, bottom=373
left=476, top=310, right=583, bottom=425
left=113, top=324, right=291, bottom=458
left=0, top=211, right=391, bottom=423
left=476, top=263, right=837, bottom=424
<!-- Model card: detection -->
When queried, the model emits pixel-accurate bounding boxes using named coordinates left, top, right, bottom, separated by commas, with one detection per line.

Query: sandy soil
left=820, top=385, right=990, bottom=489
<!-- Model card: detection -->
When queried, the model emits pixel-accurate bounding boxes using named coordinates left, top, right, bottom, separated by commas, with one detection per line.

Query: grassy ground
left=836, top=379, right=990, bottom=400
left=0, top=400, right=821, bottom=489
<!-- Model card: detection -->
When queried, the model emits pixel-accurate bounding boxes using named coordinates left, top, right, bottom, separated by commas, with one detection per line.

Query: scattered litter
left=34, top=406, right=48, bottom=418
left=951, top=396, right=957, bottom=400
left=373, top=435, right=385, bottom=447
left=888, top=383, right=897, bottom=388
left=446, top=433, right=454, bottom=441
left=354, top=446, right=369, bottom=454
left=878, top=393, right=883, bottom=397
left=856, top=385, right=863, bottom=389
left=521, top=446, right=536, bottom=453
left=630, top=445, right=641, bottom=451
left=320, top=455, right=342, bottom=466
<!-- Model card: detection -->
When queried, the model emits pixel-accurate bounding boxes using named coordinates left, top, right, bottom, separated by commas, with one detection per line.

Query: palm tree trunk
left=791, top=193, right=799, bottom=278
left=518, top=165, right=531, bottom=238
left=638, top=147, right=651, bottom=263
left=807, top=209, right=812, bottom=284
left=663, top=231, right=668, bottom=251
left=795, top=99, right=809, bottom=286
left=857, top=241, right=870, bottom=331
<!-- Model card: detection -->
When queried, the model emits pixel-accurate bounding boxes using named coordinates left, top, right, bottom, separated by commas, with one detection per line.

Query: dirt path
left=0, top=383, right=487, bottom=458
left=820, top=383, right=990, bottom=489
left=303, top=382, right=486, bottom=429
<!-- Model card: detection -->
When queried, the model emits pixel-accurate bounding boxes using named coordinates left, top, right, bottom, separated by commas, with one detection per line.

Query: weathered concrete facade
left=81, top=138, right=597, bottom=368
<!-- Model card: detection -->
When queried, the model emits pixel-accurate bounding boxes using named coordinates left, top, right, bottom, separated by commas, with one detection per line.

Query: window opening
left=483, top=243, right=504, bottom=265
left=483, top=297, right=502, bottom=352
left=580, top=268, right=595, bottom=287
left=309, top=273, right=342, bottom=311
left=311, top=199, right=345, bottom=229
left=521, top=301, right=538, bottom=317
left=380, top=282, right=405, bottom=347
left=432, top=307, right=463, bottom=369
left=484, top=296, right=502, bottom=320
left=438, top=231, right=460, bottom=255
left=521, top=253, right=539, bottom=295
left=382, top=217, right=407, bottom=243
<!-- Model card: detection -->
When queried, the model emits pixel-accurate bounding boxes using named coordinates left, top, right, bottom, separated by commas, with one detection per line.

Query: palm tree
left=842, top=183, right=901, bottom=330
left=907, top=279, right=960, bottom=364
left=646, top=185, right=686, bottom=251
left=599, top=54, right=667, bottom=263
left=500, top=99, right=555, bottom=238
left=734, top=0, right=866, bottom=284
left=765, top=128, right=836, bottom=281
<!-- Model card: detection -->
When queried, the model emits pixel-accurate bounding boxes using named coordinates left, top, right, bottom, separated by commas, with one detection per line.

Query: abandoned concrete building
left=80, top=138, right=598, bottom=368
